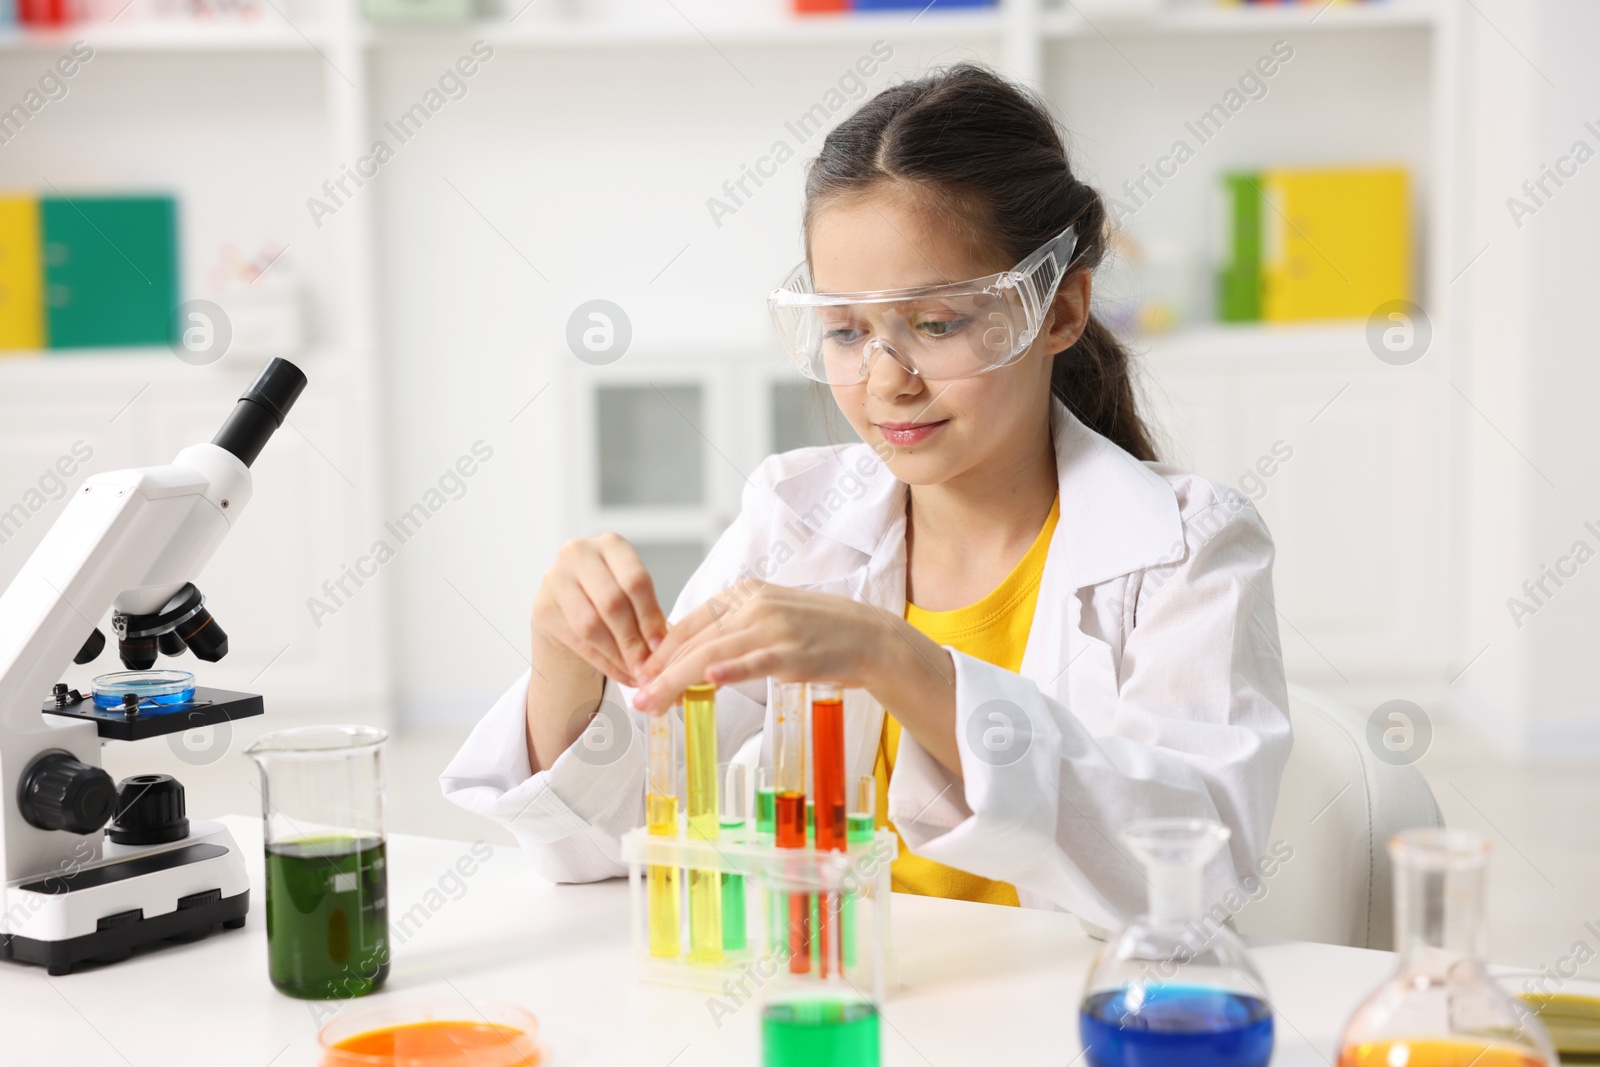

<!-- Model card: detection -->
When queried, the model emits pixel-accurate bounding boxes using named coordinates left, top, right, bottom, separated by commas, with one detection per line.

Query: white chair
left=1234, top=684, right=1444, bottom=951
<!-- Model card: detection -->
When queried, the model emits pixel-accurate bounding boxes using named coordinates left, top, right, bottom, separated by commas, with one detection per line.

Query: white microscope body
left=0, top=359, right=304, bottom=974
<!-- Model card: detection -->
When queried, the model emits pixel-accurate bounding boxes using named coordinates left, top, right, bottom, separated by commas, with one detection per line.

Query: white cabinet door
left=1142, top=328, right=1449, bottom=694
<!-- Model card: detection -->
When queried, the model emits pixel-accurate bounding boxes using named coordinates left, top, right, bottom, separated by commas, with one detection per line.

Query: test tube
left=843, top=774, right=876, bottom=969
left=756, top=763, right=778, bottom=838
left=646, top=707, right=680, bottom=958
left=720, top=761, right=749, bottom=952
left=771, top=681, right=810, bottom=974
left=684, top=682, right=722, bottom=963
left=756, top=764, right=783, bottom=956
left=810, top=682, right=847, bottom=979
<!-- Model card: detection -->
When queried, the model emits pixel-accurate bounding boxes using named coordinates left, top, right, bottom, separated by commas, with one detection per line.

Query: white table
left=1, top=815, right=1403, bottom=1066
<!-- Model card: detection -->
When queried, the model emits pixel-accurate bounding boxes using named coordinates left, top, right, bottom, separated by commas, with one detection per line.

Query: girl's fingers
left=640, top=586, right=747, bottom=681
left=597, top=536, right=670, bottom=652
left=572, top=550, right=653, bottom=674
left=633, top=631, right=763, bottom=712
left=703, top=648, right=783, bottom=688
left=553, top=579, right=636, bottom=687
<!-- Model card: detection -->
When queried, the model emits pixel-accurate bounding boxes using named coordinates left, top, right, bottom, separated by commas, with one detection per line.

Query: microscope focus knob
left=19, top=753, right=118, bottom=835
left=109, top=774, right=190, bottom=845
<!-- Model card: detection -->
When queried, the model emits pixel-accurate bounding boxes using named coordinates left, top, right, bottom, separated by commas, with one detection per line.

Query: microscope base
left=0, top=820, right=252, bottom=976
left=1, top=888, right=248, bottom=976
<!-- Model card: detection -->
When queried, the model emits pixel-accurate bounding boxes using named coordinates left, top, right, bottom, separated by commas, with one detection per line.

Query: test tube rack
left=620, top=824, right=897, bottom=1002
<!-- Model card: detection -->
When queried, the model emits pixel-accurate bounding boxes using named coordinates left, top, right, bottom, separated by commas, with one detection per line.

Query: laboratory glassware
left=246, top=725, right=389, bottom=1000
left=1336, top=828, right=1556, bottom=1067
left=760, top=839, right=886, bottom=1067
left=646, top=706, right=681, bottom=958
left=684, top=682, right=722, bottom=962
left=721, top=760, right=751, bottom=951
left=90, top=668, right=195, bottom=709
left=318, top=997, right=540, bottom=1067
left=1078, top=818, right=1274, bottom=1067
left=810, top=682, right=847, bottom=978
left=772, top=680, right=810, bottom=973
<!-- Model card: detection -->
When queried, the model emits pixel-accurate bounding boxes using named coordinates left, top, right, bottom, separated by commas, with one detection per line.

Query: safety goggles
left=767, top=226, right=1078, bottom=385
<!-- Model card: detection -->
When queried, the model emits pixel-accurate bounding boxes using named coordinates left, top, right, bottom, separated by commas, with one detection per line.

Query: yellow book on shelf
left=1260, top=166, right=1409, bottom=323
left=0, top=195, right=45, bottom=351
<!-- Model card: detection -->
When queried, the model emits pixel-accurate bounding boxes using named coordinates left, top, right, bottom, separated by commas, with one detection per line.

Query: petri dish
left=91, top=670, right=196, bottom=709
left=319, top=999, right=541, bottom=1067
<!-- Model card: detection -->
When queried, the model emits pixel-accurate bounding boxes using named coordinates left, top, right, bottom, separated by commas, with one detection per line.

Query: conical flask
left=1078, top=818, right=1274, bottom=1067
left=1336, top=829, right=1555, bottom=1067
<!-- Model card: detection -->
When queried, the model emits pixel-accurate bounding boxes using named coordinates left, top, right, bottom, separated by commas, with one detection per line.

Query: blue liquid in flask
left=1079, top=984, right=1274, bottom=1067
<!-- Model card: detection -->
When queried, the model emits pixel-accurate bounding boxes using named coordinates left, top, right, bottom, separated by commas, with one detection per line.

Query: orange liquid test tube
left=810, top=682, right=846, bottom=979
left=771, top=681, right=811, bottom=975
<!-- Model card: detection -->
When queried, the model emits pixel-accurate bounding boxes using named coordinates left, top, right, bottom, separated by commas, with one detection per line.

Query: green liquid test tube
left=757, top=766, right=782, bottom=956
left=720, top=761, right=749, bottom=952
left=684, top=682, right=722, bottom=963
left=843, top=775, right=876, bottom=970
left=757, top=785, right=776, bottom=836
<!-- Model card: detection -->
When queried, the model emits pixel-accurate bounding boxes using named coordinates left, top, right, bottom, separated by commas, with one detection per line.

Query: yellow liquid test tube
left=684, top=682, right=723, bottom=963
left=646, top=707, right=680, bottom=958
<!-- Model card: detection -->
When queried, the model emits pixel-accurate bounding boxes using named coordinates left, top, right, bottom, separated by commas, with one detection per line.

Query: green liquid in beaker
left=762, top=998, right=880, bottom=1067
left=265, top=835, right=389, bottom=1000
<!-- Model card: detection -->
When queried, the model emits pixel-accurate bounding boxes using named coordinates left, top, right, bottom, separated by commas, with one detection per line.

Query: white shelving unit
left=0, top=1, right=389, bottom=725
left=0, top=0, right=1466, bottom=722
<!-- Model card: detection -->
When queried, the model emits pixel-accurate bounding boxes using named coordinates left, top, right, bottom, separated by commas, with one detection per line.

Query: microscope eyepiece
left=211, top=357, right=307, bottom=469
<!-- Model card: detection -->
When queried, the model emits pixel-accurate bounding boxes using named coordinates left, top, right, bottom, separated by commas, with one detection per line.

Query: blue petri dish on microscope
left=91, top=670, right=196, bottom=710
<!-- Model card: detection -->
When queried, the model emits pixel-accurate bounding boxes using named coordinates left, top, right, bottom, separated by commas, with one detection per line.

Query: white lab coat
left=440, top=400, right=1292, bottom=932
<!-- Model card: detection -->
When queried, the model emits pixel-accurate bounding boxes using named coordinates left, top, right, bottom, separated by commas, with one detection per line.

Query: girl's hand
left=631, top=582, right=910, bottom=713
left=531, top=533, right=669, bottom=689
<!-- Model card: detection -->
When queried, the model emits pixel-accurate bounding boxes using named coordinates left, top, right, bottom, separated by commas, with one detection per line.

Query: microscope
left=0, top=358, right=305, bottom=975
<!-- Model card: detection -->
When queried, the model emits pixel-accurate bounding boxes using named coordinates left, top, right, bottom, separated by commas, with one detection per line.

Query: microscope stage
left=42, top=686, right=264, bottom=742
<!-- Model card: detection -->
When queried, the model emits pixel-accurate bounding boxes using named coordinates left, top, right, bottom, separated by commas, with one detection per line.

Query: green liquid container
left=755, top=785, right=780, bottom=954
left=265, top=835, right=389, bottom=999
left=247, top=725, right=390, bottom=1002
left=756, top=788, right=777, bottom=836
left=720, top=817, right=748, bottom=951
left=763, top=998, right=880, bottom=1067
left=843, top=812, right=875, bottom=969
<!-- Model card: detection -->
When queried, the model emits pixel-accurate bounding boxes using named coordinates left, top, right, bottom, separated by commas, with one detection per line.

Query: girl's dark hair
left=803, top=64, right=1158, bottom=463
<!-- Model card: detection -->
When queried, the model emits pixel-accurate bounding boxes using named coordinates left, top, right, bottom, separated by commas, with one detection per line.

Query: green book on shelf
left=43, top=194, right=178, bottom=349
left=1218, top=172, right=1262, bottom=323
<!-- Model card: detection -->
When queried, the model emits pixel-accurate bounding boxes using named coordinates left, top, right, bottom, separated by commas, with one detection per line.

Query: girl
left=442, top=65, right=1291, bottom=929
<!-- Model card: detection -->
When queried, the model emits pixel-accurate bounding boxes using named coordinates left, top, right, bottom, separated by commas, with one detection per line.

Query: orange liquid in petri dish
left=325, top=1021, right=540, bottom=1067
left=1338, top=1040, right=1549, bottom=1067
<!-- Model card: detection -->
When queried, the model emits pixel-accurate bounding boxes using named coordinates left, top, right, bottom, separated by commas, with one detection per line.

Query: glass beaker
left=1336, top=829, right=1556, bottom=1067
left=759, top=848, right=884, bottom=1067
left=1078, top=818, right=1274, bottom=1067
left=246, top=725, right=389, bottom=1000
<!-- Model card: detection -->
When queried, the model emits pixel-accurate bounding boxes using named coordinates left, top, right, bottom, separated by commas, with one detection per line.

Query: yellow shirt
left=874, top=495, right=1060, bottom=908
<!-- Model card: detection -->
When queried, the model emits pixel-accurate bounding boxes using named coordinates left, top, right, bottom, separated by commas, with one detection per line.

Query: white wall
left=1455, top=0, right=1600, bottom=761
left=367, top=31, right=1008, bottom=724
